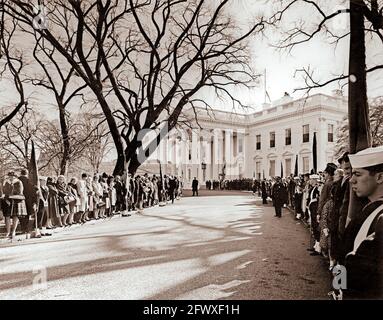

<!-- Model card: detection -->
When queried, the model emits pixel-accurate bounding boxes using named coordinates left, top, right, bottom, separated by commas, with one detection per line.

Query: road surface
left=0, top=192, right=332, bottom=300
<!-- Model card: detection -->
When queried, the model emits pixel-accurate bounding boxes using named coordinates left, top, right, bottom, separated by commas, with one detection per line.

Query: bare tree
left=270, top=0, right=383, bottom=220
left=36, top=114, right=106, bottom=176
left=80, top=113, right=114, bottom=173
left=3, top=0, right=265, bottom=175
left=0, top=10, right=28, bottom=129
left=0, top=106, right=42, bottom=170
left=336, top=96, right=383, bottom=156
left=26, top=31, right=88, bottom=175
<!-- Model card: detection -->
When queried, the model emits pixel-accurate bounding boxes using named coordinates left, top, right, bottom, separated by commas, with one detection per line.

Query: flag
left=29, top=140, right=40, bottom=203
left=262, top=169, right=265, bottom=180
left=294, top=154, right=299, bottom=177
left=280, top=162, right=284, bottom=178
left=312, top=132, right=318, bottom=174
left=159, top=161, right=164, bottom=190
left=29, top=140, right=41, bottom=236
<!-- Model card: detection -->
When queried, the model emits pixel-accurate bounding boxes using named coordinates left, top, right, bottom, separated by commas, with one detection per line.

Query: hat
left=39, top=176, right=47, bottom=181
left=293, top=176, right=300, bottom=180
left=337, top=151, right=350, bottom=164
left=7, top=171, right=16, bottom=177
left=324, top=163, right=337, bottom=175
left=310, top=174, right=320, bottom=179
left=349, top=146, right=383, bottom=169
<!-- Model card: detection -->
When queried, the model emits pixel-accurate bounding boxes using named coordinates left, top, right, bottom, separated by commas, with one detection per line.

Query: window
left=256, top=161, right=261, bottom=180
left=285, top=128, right=291, bottom=145
left=285, top=158, right=292, bottom=176
left=303, top=156, right=310, bottom=173
left=270, top=132, right=275, bottom=148
left=238, top=138, right=243, bottom=153
left=303, top=125, right=310, bottom=143
left=269, top=160, right=276, bottom=177
left=256, top=135, right=261, bottom=150
left=328, top=124, right=334, bottom=142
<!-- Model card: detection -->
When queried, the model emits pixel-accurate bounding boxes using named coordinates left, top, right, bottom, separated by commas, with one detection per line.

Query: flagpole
left=30, top=140, right=41, bottom=238
left=264, top=69, right=267, bottom=104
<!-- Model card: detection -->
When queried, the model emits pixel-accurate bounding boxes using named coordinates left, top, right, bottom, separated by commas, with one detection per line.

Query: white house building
left=140, top=92, right=348, bottom=188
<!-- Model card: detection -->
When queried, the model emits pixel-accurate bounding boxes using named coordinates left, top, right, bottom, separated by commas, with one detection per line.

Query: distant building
left=141, top=92, right=348, bottom=188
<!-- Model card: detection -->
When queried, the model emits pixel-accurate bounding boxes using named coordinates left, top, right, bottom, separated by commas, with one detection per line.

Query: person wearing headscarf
left=2, top=171, right=27, bottom=239
left=86, top=176, right=95, bottom=220
left=92, top=174, right=103, bottom=219
left=67, top=177, right=80, bottom=225
left=77, top=173, right=88, bottom=223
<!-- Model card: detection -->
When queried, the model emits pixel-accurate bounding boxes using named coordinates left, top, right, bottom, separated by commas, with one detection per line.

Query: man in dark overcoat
left=271, top=177, right=286, bottom=218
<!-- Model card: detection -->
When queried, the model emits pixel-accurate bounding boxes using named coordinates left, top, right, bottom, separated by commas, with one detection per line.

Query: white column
left=225, top=129, right=233, bottom=178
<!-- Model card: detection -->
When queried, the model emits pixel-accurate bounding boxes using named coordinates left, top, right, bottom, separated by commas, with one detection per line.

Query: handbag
left=64, top=194, right=76, bottom=205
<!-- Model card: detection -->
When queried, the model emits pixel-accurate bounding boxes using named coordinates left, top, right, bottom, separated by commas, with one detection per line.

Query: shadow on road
left=0, top=197, right=331, bottom=299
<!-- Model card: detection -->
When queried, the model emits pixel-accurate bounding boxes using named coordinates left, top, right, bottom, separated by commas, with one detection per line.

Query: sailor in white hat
left=341, top=146, right=383, bottom=298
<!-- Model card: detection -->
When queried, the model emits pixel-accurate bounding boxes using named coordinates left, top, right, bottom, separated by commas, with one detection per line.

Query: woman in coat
left=92, top=174, right=104, bottom=219
left=56, top=175, right=70, bottom=226
left=100, top=173, right=110, bottom=218
left=67, top=177, right=79, bottom=225
left=86, top=176, right=94, bottom=220
left=107, top=175, right=116, bottom=217
left=2, top=171, right=27, bottom=239
left=46, top=177, right=59, bottom=228
left=37, top=177, right=50, bottom=231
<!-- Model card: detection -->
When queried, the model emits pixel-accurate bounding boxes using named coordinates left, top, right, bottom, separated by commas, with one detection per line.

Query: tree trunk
left=347, top=0, right=372, bottom=222
left=92, top=91, right=126, bottom=177
left=58, top=101, right=70, bottom=176
left=125, top=138, right=141, bottom=176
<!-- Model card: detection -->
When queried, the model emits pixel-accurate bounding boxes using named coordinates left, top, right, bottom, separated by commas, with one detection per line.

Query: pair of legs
left=5, top=216, right=19, bottom=238
left=274, top=205, right=282, bottom=217
left=20, top=215, right=31, bottom=237
left=37, top=206, right=48, bottom=229
left=192, top=189, right=198, bottom=196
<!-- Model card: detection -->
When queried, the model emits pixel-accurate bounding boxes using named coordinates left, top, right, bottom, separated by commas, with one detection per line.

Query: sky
left=0, top=0, right=382, bottom=119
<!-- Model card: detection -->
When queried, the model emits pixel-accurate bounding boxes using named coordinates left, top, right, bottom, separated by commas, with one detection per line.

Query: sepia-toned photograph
left=0, top=0, right=382, bottom=306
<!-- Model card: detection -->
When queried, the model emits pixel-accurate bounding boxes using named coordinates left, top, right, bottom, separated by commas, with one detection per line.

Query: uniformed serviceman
left=271, top=177, right=286, bottom=218
left=341, top=146, right=383, bottom=299
left=308, top=174, right=321, bottom=255
left=261, top=179, right=268, bottom=204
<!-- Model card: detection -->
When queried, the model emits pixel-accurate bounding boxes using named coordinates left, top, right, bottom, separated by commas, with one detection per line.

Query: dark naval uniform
left=261, top=181, right=268, bottom=204
left=343, top=199, right=383, bottom=299
left=308, top=185, right=321, bottom=242
left=271, top=181, right=287, bottom=217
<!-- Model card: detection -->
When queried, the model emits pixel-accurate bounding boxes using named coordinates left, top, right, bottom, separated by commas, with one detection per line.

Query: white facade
left=140, top=93, right=348, bottom=188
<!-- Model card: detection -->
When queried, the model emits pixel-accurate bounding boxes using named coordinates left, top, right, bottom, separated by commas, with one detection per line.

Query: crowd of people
left=0, top=170, right=183, bottom=240
left=205, top=178, right=254, bottom=191
left=250, top=148, right=383, bottom=299
left=1, top=145, right=382, bottom=299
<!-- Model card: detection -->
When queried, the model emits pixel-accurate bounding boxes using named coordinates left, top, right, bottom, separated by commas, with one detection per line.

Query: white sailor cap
left=309, top=174, right=320, bottom=179
left=348, top=146, right=383, bottom=169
